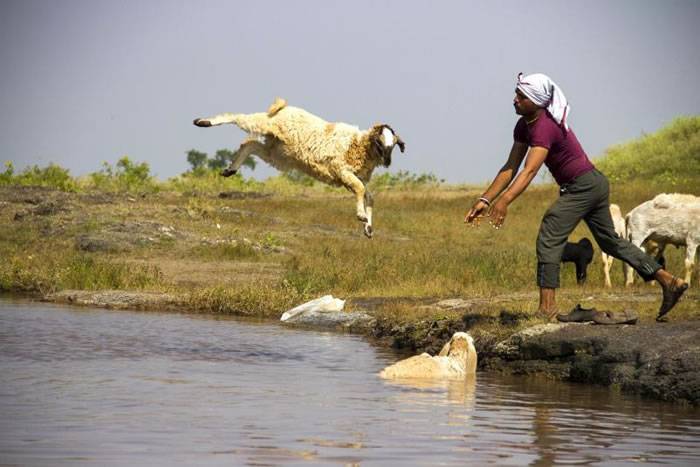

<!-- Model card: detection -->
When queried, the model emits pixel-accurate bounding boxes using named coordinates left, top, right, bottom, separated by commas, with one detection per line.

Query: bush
left=166, top=169, right=262, bottom=194
left=369, top=170, right=442, bottom=191
left=87, top=156, right=160, bottom=193
left=595, top=116, right=700, bottom=189
left=0, top=161, right=79, bottom=192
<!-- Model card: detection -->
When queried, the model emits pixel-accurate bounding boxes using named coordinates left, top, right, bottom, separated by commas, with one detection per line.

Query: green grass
left=0, top=251, right=164, bottom=295
left=0, top=116, right=698, bottom=326
left=595, top=116, right=700, bottom=188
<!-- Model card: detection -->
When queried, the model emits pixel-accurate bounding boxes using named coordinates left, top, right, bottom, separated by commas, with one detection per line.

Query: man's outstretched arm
left=466, top=141, right=528, bottom=223
left=488, top=146, right=549, bottom=228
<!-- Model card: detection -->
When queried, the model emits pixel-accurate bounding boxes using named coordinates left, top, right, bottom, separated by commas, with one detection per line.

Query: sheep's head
left=370, top=124, right=405, bottom=167
left=438, top=332, right=478, bottom=375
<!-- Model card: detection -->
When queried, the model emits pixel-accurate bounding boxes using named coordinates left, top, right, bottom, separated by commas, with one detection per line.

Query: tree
left=186, top=149, right=207, bottom=170
left=207, top=149, right=257, bottom=171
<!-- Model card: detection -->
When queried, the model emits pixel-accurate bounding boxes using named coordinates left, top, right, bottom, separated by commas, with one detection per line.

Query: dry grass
left=0, top=182, right=698, bottom=327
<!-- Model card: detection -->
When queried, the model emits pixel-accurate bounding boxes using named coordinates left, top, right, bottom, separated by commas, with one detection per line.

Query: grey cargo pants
left=536, top=169, right=661, bottom=288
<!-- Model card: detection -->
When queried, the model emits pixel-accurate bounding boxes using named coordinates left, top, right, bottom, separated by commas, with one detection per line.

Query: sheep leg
left=363, top=190, right=374, bottom=238
left=624, top=234, right=645, bottom=286
left=602, top=252, right=613, bottom=287
left=221, top=138, right=267, bottom=177
left=193, top=112, right=239, bottom=127
left=338, top=170, right=368, bottom=223
left=685, top=241, right=697, bottom=286
left=193, top=112, right=271, bottom=134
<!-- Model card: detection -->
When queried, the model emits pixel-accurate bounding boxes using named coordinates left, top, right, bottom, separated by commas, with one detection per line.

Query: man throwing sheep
left=465, top=72, right=688, bottom=322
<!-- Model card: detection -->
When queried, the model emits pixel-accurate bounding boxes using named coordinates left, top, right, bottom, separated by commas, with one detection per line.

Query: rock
left=280, top=295, right=374, bottom=331
left=75, top=235, right=128, bottom=253
left=485, top=321, right=700, bottom=404
left=45, top=290, right=183, bottom=311
left=218, top=191, right=271, bottom=200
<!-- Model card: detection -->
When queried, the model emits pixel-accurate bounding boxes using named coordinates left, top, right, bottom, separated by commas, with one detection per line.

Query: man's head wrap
left=517, top=73, right=570, bottom=131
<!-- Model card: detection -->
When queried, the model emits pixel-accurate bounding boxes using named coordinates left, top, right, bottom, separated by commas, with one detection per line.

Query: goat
left=602, top=204, right=626, bottom=287
left=624, top=193, right=700, bottom=287
left=602, top=204, right=665, bottom=287
left=562, top=238, right=594, bottom=285
left=193, top=98, right=405, bottom=238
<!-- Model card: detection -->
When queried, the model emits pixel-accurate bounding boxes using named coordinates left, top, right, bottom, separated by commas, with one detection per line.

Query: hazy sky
left=1, top=0, right=698, bottom=183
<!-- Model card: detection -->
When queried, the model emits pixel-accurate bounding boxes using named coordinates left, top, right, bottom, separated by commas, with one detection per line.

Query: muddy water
left=1, top=299, right=699, bottom=466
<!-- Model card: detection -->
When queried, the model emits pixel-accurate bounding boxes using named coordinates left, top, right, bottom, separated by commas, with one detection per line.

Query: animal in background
left=624, top=193, right=700, bottom=287
left=603, top=203, right=666, bottom=287
left=193, top=98, right=405, bottom=238
left=602, top=204, right=627, bottom=287
left=562, top=238, right=594, bottom=285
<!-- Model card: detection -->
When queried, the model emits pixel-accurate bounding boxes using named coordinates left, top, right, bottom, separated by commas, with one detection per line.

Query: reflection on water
left=1, top=298, right=699, bottom=466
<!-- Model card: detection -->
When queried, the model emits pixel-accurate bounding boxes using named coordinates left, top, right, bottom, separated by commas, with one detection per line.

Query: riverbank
left=38, top=287, right=700, bottom=405
left=2, top=184, right=699, bottom=404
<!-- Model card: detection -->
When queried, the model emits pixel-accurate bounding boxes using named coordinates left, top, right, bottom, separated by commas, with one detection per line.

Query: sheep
left=193, top=98, right=405, bottom=238
left=602, top=204, right=627, bottom=287
left=561, top=238, right=594, bottom=285
left=379, top=332, right=477, bottom=380
left=624, top=193, right=700, bottom=287
left=602, top=204, right=665, bottom=287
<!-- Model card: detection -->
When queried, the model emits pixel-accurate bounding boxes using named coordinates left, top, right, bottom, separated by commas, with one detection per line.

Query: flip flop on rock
left=592, top=309, right=639, bottom=325
left=556, top=304, right=599, bottom=323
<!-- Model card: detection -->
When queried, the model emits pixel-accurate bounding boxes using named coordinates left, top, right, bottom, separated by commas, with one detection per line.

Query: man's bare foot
left=657, top=276, right=688, bottom=322
left=538, top=308, right=558, bottom=322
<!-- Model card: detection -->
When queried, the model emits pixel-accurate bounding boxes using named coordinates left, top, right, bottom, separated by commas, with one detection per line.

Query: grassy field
left=1, top=116, right=698, bottom=344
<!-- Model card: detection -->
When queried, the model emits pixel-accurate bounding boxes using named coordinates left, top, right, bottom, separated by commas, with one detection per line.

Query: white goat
left=193, top=98, right=405, bottom=238
left=602, top=204, right=627, bottom=287
left=624, top=193, right=700, bottom=287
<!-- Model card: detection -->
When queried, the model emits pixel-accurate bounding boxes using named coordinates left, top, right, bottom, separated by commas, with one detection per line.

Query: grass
left=595, top=116, right=700, bottom=187
left=1, top=115, right=698, bottom=333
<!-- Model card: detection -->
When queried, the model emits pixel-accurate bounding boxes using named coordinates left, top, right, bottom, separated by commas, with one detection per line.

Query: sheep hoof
left=220, top=168, right=237, bottom=177
left=364, top=224, right=373, bottom=238
left=193, top=118, right=212, bottom=127
left=356, top=213, right=368, bottom=222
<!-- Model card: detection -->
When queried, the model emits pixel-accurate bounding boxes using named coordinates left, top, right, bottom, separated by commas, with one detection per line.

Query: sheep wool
left=193, top=98, right=405, bottom=238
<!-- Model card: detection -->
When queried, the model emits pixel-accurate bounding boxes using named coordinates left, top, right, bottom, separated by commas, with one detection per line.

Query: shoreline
left=15, top=288, right=699, bottom=406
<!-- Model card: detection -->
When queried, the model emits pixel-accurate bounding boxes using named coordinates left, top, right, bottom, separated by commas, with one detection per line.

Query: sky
left=1, top=0, right=698, bottom=184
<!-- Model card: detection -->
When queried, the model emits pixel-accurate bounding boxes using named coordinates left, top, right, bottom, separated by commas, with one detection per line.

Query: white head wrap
left=517, top=73, right=570, bottom=131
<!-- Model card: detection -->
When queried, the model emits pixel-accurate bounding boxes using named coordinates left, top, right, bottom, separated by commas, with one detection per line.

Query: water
left=1, top=298, right=699, bottom=466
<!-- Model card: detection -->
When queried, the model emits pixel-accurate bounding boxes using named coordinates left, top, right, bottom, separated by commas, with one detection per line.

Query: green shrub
left=0, top=161, right=79, bottom=192
left=369, top=170, right=443, bottom=191
left=87, top=156, right=160, bottom=193
left=595, top=116, right=700, bottom=189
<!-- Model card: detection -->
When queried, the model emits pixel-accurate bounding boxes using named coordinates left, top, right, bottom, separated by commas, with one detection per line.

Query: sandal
left=657, top=277, right=689, bottom=322
left=556, top=304, right=599, bottom=323
left=592, top=309, right=638, bottom=325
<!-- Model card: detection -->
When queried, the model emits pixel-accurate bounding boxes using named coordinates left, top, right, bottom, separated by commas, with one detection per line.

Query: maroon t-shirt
left=513, top=112, right=595, bottom=186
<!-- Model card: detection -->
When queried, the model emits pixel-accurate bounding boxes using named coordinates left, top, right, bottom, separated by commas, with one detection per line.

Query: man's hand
left=489, top=199, right=508, bottom=229
left=465, top=200, right=489, bottom=226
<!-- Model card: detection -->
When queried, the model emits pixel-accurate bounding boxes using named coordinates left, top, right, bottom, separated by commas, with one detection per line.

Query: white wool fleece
left=517, top=72, right=571, bottom=131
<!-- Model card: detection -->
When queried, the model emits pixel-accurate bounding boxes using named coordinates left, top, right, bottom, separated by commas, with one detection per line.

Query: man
left=465, top=73, right=688, bottom=322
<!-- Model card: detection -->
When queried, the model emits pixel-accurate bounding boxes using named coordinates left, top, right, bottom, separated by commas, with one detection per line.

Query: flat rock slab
left=486, top=321, right=700, bottom=404
left=281, top=309, right=375, bottom=331
left=46, top=290, right=184, bottom=311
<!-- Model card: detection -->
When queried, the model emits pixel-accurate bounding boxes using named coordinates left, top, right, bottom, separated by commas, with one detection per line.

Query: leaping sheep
left=193, top=98, right=405, bottom=238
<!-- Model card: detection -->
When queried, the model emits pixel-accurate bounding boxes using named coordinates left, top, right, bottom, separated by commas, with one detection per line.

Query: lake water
left=1, top=298, right=699, bottom=466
